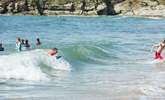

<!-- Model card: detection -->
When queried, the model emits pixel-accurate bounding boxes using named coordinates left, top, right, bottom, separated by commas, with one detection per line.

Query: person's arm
left=151, top=43, right=160, bottom=52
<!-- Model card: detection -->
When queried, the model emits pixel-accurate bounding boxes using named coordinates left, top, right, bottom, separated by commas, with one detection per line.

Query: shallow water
left=0, top=16, right=165, bottom=99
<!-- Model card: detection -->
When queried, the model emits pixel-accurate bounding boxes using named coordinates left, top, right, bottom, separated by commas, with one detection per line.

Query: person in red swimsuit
left=151, top=39, right=165, bottom=60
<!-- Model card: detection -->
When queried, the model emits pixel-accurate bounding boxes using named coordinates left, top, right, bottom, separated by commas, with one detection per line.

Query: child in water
left=151, top=39, right=165, bottom=60
left=36, top=38, right=41, bottom=46
left=24, top=40, right=30, bottom=50
left=48, top=48, right=61, bottom=59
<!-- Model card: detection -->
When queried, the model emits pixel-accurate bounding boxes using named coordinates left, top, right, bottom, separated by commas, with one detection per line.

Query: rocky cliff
left=0, top=0, right=105, bottom=15
left=115, top=0, right=165, bottom=17
left=0, top=0, right=165, bottom=17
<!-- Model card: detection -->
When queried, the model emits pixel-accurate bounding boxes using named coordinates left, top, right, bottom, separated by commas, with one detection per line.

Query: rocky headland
left=0, top=0, right=165, bottom=17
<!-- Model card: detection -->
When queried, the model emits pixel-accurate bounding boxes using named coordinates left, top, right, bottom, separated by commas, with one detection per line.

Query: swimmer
left=48, top=48, right=61, bottom=59
left=24, top=40, right=30, bottom=50
left=16, top=37, right=22, bottom=51
left=48, top=48, right=58, bottom=56
left=0, top=43, right=4, bottom=51
left=21, top=39, right=25, bottom=45
left=151, top=38, right=165, bottom=60
left=36, top=38, right=41, bottom=46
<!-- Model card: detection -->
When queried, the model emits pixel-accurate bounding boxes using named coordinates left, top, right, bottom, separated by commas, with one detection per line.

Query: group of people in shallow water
left=15, top=37, right=41, bottom=51
left=0, top=37, right=59, bottom=58
left=0, top=38, right=165, bottom=60
left=0, top=37, right=41, bottom=52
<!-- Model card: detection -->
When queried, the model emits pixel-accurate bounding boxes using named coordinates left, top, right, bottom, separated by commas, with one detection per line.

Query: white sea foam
left=150, top=59, right=165, bottom=64
left=0, top=49, right=71, bottom=81
left=140, top=85, right=165, bottom=97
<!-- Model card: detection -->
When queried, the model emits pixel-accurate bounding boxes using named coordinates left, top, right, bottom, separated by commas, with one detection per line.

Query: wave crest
left=0, top=49, right=71, bottom=81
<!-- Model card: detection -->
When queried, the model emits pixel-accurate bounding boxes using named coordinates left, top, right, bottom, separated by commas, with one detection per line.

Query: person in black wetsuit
left=0, top=43, right=4, bottom=51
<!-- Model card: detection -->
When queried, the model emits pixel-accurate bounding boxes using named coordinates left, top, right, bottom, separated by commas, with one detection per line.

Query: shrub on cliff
left=159, top=0, right=165, bottom=5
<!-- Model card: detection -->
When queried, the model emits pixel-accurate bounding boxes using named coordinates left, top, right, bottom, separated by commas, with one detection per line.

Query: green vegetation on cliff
left=159, top=0, right=165, bottom=5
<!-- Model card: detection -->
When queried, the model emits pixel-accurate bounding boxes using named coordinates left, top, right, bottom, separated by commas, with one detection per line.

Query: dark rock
left=35, top=0, right=46, bottom=15
left=0, top=1, right=8, bottom=14
left=17, top=0, right=29, bottom=12
left=97, top=0, right=117, bottom=15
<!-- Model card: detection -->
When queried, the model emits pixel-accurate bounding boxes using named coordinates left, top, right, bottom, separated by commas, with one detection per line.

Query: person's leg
left=157, top=52, right=163, bottom=59
left=154, top=52, right=158, bottom=59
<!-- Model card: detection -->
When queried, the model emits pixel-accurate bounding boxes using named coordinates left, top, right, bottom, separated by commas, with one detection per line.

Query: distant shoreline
left=0, top=14, right=165, bottom=19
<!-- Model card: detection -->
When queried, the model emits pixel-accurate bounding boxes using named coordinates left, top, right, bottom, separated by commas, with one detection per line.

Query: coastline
left=0, top=0, right=165, bottom=18
left=0, top=16, right=165, bottom=99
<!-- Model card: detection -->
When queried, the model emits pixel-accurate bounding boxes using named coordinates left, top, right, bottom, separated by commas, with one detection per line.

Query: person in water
left=16, top=37, right=22, bottom=51
left=152, top=39, right=165, bottom=60
left=21, top=39, right=25, bottom=45
left=48, top=48, right=61, bottom=59
left=36, top=38, right=41, bottom=46
left=48, top=48, right=58, bottom=56
left=0, top=43, right=4, bottom=51
left=24, top=40, right=30, bottom=50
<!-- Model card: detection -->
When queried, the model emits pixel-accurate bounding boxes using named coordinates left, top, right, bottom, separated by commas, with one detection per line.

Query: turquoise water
left=0, top=16, right=165, bottom=99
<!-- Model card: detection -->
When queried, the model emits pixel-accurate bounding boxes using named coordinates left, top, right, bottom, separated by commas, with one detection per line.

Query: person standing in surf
left=0, top=42, right=4, bottom=51
left=24, top=40, right=30, bottom=50
left=16, top=37, right=22, bottom=52
left=21, top=39, right=25, bottom=46
left=151, top=39, right=165, bottom=60
left=36, top=38, right=41, bottom=46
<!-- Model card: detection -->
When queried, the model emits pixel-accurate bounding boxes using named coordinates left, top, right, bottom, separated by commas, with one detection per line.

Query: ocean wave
left=61, top=45, right=118, bottom=65
left=0, top=49, right=71, bottom=81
